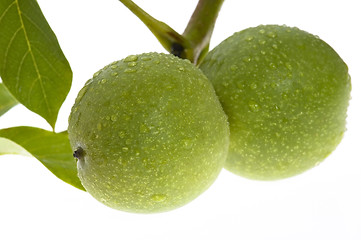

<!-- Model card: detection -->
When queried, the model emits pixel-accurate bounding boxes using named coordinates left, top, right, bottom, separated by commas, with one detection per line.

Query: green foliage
left=0, top=0, right=72, bottom=129
left=0, top=127, right=84, bottom=190
left=200, top=25, right=351, bottom=180
left=0, top=83, right=17, bottom=116
left=68, top=53, right=229, bottom=213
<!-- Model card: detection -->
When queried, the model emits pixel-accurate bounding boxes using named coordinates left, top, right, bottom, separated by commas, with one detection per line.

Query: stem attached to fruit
left=182, top=0, right=224, bottom=65
left=117, top=0, right=189, bottom=56
left=117, top=0, right=224, bottom=64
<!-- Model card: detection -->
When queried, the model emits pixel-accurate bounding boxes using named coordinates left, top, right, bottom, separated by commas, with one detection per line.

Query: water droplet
left=271, top=82, right=279, bottom=88
left=125, top=139, right=132, bottom=145
left=250, top=83, right=258, bottom=90
left=76, top=86, right=88, bottom=101
left=118, top=131, right=125, bottom=138
left=178, top=67, right=184, bottom=71
left=124, top=55, right=138, bottom=62
left=110, top=115, right=117, bottom=121
left=101, top=78, right=107, bottom=84
left=182, top=139, right=193, bottom=149
left=314, top=161, right=322, bottom=167
left=151, top=194, right=167, bottom=202
left=267, top=31, right=276, bottom=38
left=248, top=101, right=260, bottom=112
left=258, top=39, right=266, bottom=45
left=285, top=62, right=292, bottom=71
left=140, top=124, right=150, bottom=133
left=97, top=123, right=102, bottom=131
left=274, top=104, right=280, bottom=111
left=260, top=50, right=266, bottom=55
left=93, top=70, right=102, bottom=78
left=259, top=29, right=266, bottom=34
left=122, top=147, right=129, bottom=152
left=128, top=62, right=137, bottom=67
left=246, top=36, right=254, bottom=41
left=124, top=68, right=137, bottom=73
left=123, top=114, right=131, bottom=121
left=272, top=44, right=278, bottom=49
left=111, top=64, right=117, bottom=69
left=230, top=65, right=238, bottom=71
left=111, top=72, right=118, bottom=76
left=242, top=56, right=251, bottom=62
left=141, top=56, right=152, bottom=61
left=269, top=62, right=276, bottom=69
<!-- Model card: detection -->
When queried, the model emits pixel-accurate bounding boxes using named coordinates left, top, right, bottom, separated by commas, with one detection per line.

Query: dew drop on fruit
left=122, top=147, right=129, bottom=152
left=242, top=56, right=251, bottom=63
left=110, top=115, right=117, bottom=122
left=141, top=56, right=152, bottom=61
left=285, top=62, right=292, bottom=71
left=269, top=62, right=276, bottom=69
left=246, top=36, right=254, bottom=41
left=230, top=65, right=238, bottom=71
left=250, top=83, right=258, bottom=89
left=151, top=194, right=167, bottom=202
left=259, top=28, right=266, bottom=34
left=101, top=79, right=107, bottom=84
left=282, top=93, right=289, bottom=99
left=118, top=131, right=125, bottom=138
left=111, top=72, right=118, bottom=76
left=248, top=101, right=261, bottom=112
left=182, top=139, right=193, bottom=149
left=267, top=31, right=276, bottom=38
left=124, top=68, right=137, bottom=73
left=140, top=124, right=150, bottom=133
left=128, top=62, right=137, bottom=67
left=125, top=139, right=132, bottom=145
left=271, top=82, right=279, bottom=88
left=93, top=70, right=102, bottom=78
left=124, top=55, right=138, bottom=62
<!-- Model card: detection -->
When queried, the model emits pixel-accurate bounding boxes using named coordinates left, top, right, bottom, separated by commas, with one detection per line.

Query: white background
left=1, top=0, right=360, bottom=239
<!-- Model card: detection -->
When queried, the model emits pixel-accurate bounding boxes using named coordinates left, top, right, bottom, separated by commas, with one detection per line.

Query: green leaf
left=0, top=137, right=30, bottom=156
left=0, top=127, right=85, bottom=191
left=0, top=0, right=72, bottom=129
left=0, top=82, right=17, bottom=116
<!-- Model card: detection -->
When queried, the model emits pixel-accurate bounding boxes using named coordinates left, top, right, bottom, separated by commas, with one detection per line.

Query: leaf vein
left=0, top=1, right=16, bottom=24
left=15, top=0, right=52, bottom=116
left=2, top=27, right=22, bottom=74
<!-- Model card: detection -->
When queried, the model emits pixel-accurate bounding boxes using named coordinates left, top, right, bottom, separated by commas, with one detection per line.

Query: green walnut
left=68, top=52, right=229, bottom=213
left=200, top=25, right=351, bottom=180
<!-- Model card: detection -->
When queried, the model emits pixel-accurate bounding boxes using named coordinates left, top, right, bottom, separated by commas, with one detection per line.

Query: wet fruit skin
left=68, top=53, right=229, bottom=213
left=200, top=25, right=351, bottom=180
